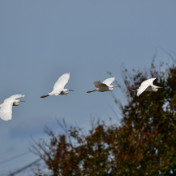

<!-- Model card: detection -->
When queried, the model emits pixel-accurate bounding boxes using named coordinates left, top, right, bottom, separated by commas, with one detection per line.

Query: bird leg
left=87, top=90, right=96, bottom=93
left=40, top=95, right=49, bottom=98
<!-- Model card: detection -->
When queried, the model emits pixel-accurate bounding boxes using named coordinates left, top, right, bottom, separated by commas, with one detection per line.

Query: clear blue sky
left=0, top=0, right=176, bottom=175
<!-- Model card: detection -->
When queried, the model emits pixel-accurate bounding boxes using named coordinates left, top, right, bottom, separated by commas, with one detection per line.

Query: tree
left=31, top=55, right=176, bottom=176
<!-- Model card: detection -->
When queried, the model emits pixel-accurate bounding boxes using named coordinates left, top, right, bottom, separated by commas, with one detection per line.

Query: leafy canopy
left=32, top=58, right=176, bottom=176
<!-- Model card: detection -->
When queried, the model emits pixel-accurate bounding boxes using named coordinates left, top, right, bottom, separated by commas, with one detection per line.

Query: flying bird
left=41, top=73, right=73, bottom=98
left=137, top=78, right=162, bottom=96
left=87, top=77, right=118, bottom=93
left=0, top=94, right=25, bottom=121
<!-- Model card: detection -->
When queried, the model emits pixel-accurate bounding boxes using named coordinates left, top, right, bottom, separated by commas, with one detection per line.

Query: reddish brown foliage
left=32, top=58, right=176, bottom=176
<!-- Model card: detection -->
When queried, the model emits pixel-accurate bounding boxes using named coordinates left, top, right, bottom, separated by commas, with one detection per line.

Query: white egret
left=137, top=78, right=162, bottom=96
left=41, top=73, right=73, bottom=98
left=0, top=94, right=25, bottom=121
left=87, top=77, right=118, bottom=93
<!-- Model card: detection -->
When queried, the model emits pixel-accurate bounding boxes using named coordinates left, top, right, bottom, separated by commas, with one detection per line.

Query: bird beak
left=156, top=86, right=162, bottom=88
left=20, top=101, right=25, bottom=102
left=69, top=89, right=74, bottom=91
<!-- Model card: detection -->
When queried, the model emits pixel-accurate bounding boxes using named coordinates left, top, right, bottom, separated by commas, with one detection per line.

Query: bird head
left=153, top=86, right=162, bottom=91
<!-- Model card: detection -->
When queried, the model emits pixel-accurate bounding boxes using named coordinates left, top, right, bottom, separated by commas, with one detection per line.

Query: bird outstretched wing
left=102, top=77, right=115, bottom=86
left=0, top=101, right=13, bottom=121
left=137, top=84, right=150, bottom=96
left=4, top=94, right=25, bottom=103
left=94, top=81, right=108, bottom=91
left=140, top=78, right=156, bottom=86
left=94, top=81, right=102, bottom=88
left=53, top=73, right=70, bottom=91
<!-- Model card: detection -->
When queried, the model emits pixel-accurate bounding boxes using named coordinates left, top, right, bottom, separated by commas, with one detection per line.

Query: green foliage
left=32, top=58, right=176, bottom=176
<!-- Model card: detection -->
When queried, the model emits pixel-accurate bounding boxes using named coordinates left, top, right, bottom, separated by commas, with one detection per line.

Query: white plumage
left=137, top=78, right=162, bottom=96
left=0, top=94, right=25, bottom=121
left=102, top=77, right=115, bottom=86
left=41, top=73, right=73, bottom=98
left=87, top=77, right=117, bottom=93
left=53, top=73, right=70, bottom=92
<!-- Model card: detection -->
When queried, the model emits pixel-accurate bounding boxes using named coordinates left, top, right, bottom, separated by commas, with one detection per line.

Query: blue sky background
left=0, top=0, right=176, bottom=175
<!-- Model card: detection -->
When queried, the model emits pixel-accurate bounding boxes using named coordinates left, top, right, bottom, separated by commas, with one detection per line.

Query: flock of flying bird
left=0, top=73, right=162, bottom=121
